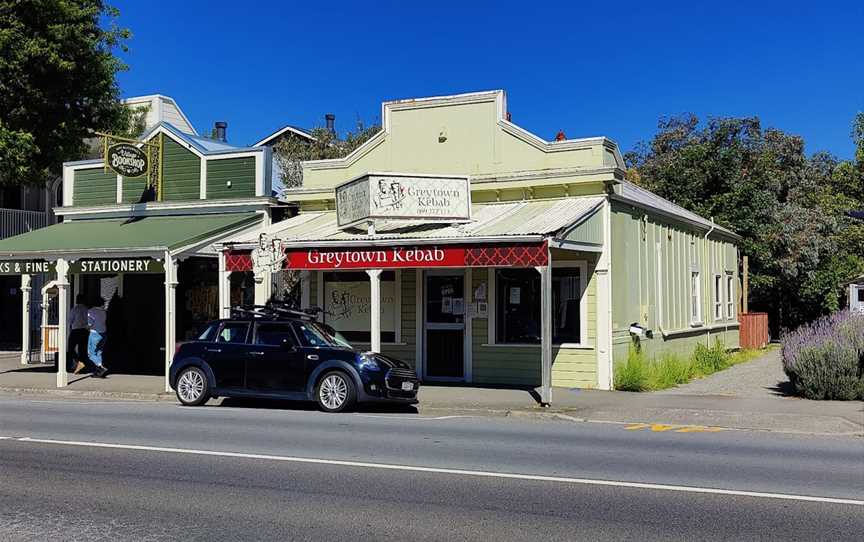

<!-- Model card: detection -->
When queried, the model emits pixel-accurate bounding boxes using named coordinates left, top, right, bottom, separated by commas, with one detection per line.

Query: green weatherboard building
left=0, top=90, right=740, bottom=403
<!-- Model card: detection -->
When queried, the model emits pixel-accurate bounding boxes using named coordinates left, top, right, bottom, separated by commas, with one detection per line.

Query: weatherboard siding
left=160, top=135, right=201, bottom=201
left=73, top=168, right=117, bottom=206
left=206, top=157, right=256, bottom=199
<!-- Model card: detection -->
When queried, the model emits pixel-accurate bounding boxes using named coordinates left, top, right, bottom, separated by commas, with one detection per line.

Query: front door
left=245, top=322, right=306, bottom=392
left=424, top=272, right=465, bottom=380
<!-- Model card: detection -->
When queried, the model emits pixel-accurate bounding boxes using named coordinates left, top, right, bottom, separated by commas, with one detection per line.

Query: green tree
left=626, top=114, right=864, bottom=332
left=273, top=120, right=380, bottom=190
left=0, top=0, right=134, bottom=186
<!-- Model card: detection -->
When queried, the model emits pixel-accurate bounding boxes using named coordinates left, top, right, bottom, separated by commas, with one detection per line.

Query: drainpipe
left=703, top=218, right=715, bottom=346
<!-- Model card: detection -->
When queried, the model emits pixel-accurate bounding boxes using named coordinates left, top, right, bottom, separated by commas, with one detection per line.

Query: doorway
left=424, top=271, right=465, bottom=380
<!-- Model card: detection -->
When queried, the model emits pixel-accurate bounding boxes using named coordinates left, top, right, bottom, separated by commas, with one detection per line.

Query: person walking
left=87, top=297, right=108, bottom=378
left=69, top=294, right=90, bottom=374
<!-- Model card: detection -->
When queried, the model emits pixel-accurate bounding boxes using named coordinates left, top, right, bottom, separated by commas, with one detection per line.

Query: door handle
left=307, top=354, right=319, bottom=361
left=205, top=348, right=222, bottom=353
left=248, top=351, right=264, bottom=356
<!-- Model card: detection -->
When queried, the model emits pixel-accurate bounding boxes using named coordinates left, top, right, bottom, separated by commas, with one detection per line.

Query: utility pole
left=742, top=255, right=749, bottom=314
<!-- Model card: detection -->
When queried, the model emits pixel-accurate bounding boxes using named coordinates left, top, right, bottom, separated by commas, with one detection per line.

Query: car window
left=197, top=322, right=219, bottom=342
left=294, top=322, right=341, bottom=347
left=255, top=323, right=297, bottom=347
left=216, top=322, right=250, bottom=344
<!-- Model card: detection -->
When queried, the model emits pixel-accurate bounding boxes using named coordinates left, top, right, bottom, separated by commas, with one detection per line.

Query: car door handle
left=248, top=351, right=264, bottom=356
left=307, top=354, right=319, bottom=361
left=205, top=348, right=222, bottom=353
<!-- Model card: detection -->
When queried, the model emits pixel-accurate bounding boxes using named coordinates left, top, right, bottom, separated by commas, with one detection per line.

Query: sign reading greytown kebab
left=336, top=173, right=470, bottom=228
left=106, top=143, right=149, bottom=177
left=0, top=260, right=55, bottom=275
left=71, top=258, right=163, bottom=274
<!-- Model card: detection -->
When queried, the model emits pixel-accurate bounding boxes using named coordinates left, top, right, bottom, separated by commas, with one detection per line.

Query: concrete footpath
left=2, top=351, right=862, bottom=436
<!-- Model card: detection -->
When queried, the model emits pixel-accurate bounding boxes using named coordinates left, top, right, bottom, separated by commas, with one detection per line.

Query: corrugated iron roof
left=616, top=181, right=737, bottom=237
left=228, top=197, right=605, bottom=246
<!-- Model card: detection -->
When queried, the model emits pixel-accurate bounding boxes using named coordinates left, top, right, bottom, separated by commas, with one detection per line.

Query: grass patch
left=614, top=341, right=771, bottom=392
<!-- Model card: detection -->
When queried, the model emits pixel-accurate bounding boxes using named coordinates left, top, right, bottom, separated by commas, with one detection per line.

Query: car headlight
left=357, top=353, right=381, bottom=372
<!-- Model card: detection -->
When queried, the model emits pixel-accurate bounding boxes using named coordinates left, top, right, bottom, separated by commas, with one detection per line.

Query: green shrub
left=692, top=340, right=731, bottom=376
left=647, top=354, right=693, bottom=389
left=614, top=346, right=649, bottom=391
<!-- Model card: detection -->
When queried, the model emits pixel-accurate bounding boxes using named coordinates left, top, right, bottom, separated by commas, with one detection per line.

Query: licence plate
left=401, top=381, right=414, bottom=391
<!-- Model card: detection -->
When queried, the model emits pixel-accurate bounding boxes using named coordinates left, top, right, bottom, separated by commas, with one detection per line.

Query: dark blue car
left=169, top=311, right=419, bottom=412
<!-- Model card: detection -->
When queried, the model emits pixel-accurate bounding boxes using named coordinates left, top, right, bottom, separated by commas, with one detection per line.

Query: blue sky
left=112, top=0, right=863, bottom=158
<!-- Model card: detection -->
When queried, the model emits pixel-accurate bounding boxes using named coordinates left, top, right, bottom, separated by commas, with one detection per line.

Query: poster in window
left=452, top=297, right=464, bottom=315
left=442, top=296, right=452, bottom=314
left=509, top=287, right=521, bottom=305
left=324, top=279, right=396, bottom=335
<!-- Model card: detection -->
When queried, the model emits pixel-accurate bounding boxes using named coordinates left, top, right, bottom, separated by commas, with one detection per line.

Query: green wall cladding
left=73, top=168, right=116, bottom=206
left=160, top=135, right=201, bottom=201
left=121, top=175, right=148, bottom=203
left=207, top=157, right=255, bottom=199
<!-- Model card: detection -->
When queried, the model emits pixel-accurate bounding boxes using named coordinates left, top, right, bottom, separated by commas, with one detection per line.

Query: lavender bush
left=781, top=311, right=864, bottom=400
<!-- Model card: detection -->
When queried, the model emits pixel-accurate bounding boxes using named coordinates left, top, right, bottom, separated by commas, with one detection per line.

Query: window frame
left=316, top=269, right=403, bottom=345
left=725, top=271, right=736, bottom=321
left=690, top=268, right=703, bottom=326
left=713, top=273, right=723, bottom=321
left=488, top=260, right=590, bottom=349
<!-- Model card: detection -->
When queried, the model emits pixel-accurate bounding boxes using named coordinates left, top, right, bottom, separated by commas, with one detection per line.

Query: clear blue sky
left=112, top=0, right=863, bottom=158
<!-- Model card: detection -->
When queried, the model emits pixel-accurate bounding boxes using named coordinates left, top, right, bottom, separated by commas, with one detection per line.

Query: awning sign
left=336, top=174, right=471, bottom=228
left=71, top=258, right=163, bottom=274
left=0, top=260, right=55, bottom=275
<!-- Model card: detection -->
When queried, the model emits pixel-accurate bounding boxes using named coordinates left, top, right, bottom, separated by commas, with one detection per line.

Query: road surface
left=1, top=394, right=862, bottom=540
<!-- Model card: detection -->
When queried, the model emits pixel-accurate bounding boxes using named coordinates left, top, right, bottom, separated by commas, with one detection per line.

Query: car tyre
left=316, top=370, right=356, bottom=413
left=175, top=366, right=210, bottom=406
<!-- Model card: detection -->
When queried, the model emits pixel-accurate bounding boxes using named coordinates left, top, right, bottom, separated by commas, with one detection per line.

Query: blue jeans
left=87, top=331, right=105, bottom=367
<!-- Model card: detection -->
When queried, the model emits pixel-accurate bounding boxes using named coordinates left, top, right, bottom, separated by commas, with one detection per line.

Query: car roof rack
left=229, top=302, right=322, bottom=321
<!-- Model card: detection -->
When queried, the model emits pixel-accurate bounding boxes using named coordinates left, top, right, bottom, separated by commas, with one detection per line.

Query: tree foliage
left=273, top=121, right=380, bottom=190
left=0, top=0, right=135, bottom=185
left=626, top=113, right=864, bottom=332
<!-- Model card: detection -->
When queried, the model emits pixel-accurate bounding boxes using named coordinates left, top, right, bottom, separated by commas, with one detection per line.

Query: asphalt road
left=1, top=395, right=862, bottom=541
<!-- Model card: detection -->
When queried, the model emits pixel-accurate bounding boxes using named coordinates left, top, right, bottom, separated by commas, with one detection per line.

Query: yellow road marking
left=625, top=423, right=725, bottom=433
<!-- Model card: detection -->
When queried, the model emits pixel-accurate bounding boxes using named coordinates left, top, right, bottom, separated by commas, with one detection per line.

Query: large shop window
left=495, top=265, right=585, bottom=345
left=322, top=271, right=397, bottom=343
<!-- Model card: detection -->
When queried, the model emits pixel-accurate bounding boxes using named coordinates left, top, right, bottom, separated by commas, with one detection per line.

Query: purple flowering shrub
left=781, top=311, right=864, bottom=400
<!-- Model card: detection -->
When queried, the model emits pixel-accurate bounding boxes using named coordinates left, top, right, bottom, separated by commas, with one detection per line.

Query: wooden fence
left=739, top=312, right=769, bottom=349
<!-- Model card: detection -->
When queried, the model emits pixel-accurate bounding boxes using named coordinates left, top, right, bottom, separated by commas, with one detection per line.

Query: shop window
left=321, top=271, right=397, bottom=343
left=690, top=270, right=702, bottom=325
left=495, top=265, right=585, bottom=345
left=726, top=273, right=735, bottom=319
left=713, top=274, right=723, bottom=321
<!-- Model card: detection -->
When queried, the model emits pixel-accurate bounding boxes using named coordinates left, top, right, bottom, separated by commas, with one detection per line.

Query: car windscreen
left=294, top=322, right=350, bottom=348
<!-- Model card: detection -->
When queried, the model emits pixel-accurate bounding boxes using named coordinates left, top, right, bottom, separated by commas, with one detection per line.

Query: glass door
left=424, top=272, right=465, bottom=380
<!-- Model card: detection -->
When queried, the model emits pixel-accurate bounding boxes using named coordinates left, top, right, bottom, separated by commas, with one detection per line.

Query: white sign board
left=324, top=279, right=396, bottom=335
left=336, top=173, right=471, bottom=228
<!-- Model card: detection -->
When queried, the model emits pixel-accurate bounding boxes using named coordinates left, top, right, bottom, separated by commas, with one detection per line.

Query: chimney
left=555, top=130, right=567, bottom=142
left=214, top=121, right=228, bottom=142
left=325, top=113, right=336, bottom=136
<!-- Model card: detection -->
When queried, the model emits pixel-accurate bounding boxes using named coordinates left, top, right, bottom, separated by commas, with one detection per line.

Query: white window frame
left=713, top=273, right=723, bottom=321
left=725, top=271, right=735, bottom=321
left=486, top=261, right=590, bottom=349
left=690, top=268, right=702, bottom=326
left=315, top=269, right=404, bottom=345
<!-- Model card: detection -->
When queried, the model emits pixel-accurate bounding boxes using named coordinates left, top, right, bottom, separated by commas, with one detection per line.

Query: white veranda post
left=20, top=274, right=31, bottom=365
left=55, top=259, right=69, bottom=388
left=367, top=269, right=383, bottom=353
left=218, top=249, right=231, bottom=318
left=164, top=253, right=179, bottom=393
left=536, top=262, right=552, bottom=406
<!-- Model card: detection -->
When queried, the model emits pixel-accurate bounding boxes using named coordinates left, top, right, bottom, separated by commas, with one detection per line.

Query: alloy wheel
left=320, top=374, right=348, bottom=410
left=178, top=370, right=205, bottom=403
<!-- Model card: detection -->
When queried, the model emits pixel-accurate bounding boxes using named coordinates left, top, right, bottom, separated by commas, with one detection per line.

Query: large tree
left=0, top=0, right=134, bottom=186
left=625, top=114, right=864, bottom=332
left=273, top=121, right=380, bottom=190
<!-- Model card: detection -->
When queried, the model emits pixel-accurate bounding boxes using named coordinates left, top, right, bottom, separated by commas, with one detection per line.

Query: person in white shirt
left=87, top=298, right=108, bottom=378
left=69, top=294, right=90, bottom=374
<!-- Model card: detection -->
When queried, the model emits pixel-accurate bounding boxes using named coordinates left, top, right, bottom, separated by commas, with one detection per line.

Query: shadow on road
left=216, top=397, right=419, bottom=415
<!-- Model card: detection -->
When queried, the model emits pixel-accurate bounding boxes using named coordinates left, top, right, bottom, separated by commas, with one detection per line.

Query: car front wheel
left=176, top=366, right=210, bottom=406
left=316, top=371, right=356, bottom=413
